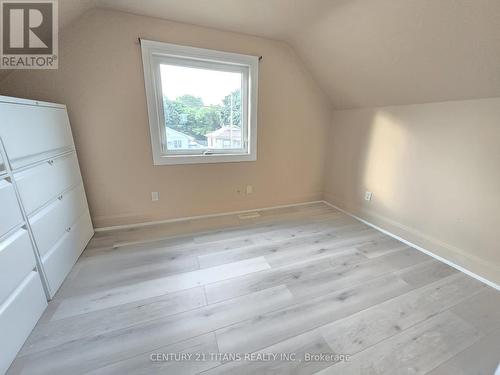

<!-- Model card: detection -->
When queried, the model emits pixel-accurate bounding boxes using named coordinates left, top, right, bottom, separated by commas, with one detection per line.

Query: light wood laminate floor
left=8, top=202, right=500, bottom=375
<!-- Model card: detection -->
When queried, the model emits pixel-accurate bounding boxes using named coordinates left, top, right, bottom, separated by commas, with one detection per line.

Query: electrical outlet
left=246, top=185, right=253, bottom=194
left=364, top=191, right=373, bottom=201
left=151, top=191, right=159, bottom=201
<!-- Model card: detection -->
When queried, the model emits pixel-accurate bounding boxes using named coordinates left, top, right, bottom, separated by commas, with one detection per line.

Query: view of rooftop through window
left=160, top=64, right=243, bottom=151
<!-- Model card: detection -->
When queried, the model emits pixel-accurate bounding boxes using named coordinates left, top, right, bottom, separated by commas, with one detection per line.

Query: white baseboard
left=322, top=200, right=500, bottom=291
left=94, top=200, right=324, bottom=232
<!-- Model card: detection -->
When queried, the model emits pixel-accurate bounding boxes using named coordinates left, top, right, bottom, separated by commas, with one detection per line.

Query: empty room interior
left=1, top=0, right=500, bottom=374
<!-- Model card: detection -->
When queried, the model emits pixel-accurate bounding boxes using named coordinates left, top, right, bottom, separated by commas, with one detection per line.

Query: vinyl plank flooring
left=20, top=287, right=207, bottom=356
left=243, top=205, right=335, bottom=225
left=321, top=273, right=485, bottom=355
left=86, top=202, right=331, bottom=251
left=215, top=275, right=411, bottom=354
left=56, top=254, right=200, bottom=298
left=197, top=227, right=338, bottom=268
left=204, top=330, right=336, bottom=375
left=450, top=288, right=500, bottom=335
left=86, top=225, right=196, bottom=254
left=254, top=219, right=360, bottom=243
left=83, top=215, right=344, bottom=270
left=395, top=257, right=458, bottom=287
left=82, top=235, right=255, bottom=266
left=9, top=202, right=497, bottom=375
left=86, top=333, right=221, bottom=375
left=193, top=213, right=348, bottom=245
left=197, top=222, right=366, bottom=269
left=426, top=328, right=500, bottom=375
left=316, top=310, right=483, bottom=375
left=205, top=256, right=338, bottom=304
left=264, top=229, right=379, bottom=268
left=378, top=247, right=430, bottom=268
left=268, top=247, right=367, bottom=279
left=52, top=256, right=271, bottom=320
left=10, top=286, right=294, bottom=374
left=287, top=248, right=431, bottom=299
left=356, top=236, right=409, bottom=258
left=204, top=247, right=428, bottom=305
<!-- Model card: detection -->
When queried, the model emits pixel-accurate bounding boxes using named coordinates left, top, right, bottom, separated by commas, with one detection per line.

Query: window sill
left=153, top=153, right=257, bottom=165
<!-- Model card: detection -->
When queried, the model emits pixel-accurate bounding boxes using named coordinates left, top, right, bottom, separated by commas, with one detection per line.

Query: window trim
left=140, top=39, right=259, bottom=165
left=154, top=55, right=249, bottom=156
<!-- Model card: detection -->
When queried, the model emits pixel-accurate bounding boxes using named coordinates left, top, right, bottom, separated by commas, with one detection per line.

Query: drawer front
left=43, top=209, right=93, bottom=296
left=15, top=153, right=82, bottom=214
left=0, top=177, right=23, bottom=238
left=0, top=152, right=5, bottom=172
left=0, top=102, right=74, bottom=166
left=30, top=183, right=88, bottom=257
left=0, top=271, right=47, bottom=375
left=0, top=229, right=36, bottom=304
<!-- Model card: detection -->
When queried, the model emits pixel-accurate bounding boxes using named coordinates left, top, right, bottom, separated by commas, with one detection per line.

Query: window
left=140, top=40, right=259, bottom=165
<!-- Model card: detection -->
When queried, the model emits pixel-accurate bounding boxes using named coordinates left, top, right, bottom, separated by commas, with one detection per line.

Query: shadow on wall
left=326, top=98, right=500, bottom=285
left=357, top=109, right=450, bottom=233
left=330, top=109, right=411, bottom=218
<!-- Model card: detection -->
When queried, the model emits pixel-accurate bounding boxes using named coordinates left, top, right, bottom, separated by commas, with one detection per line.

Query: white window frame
left=140, top=39, right=259, bottom=165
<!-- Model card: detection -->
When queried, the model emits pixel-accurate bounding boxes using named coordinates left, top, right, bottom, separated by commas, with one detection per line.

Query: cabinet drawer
left=30, top=183, right=88, bottom=257
left=0, top=271, right=47, bottom=375
left=0, top=229, right=36, bottom=304
left=43, top=209, right=93, bottom=296
left=0, top=102, right=74, bottom=167
left=0, top=152, right=5, bottom=172
left=15, top=153, right=82, bottom=214
left=0, top=176, right=23, bottom=238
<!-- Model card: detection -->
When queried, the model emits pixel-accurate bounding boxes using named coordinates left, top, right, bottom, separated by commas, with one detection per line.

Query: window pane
left=160, top=64, right=243, bottom=152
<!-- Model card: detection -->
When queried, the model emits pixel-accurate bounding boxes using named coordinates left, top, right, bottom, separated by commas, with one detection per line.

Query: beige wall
left=324, top=98, right=500, bottom=284
left=1, top=8, right=497, bottom=284
left=0, top=9, right=331, bottom=228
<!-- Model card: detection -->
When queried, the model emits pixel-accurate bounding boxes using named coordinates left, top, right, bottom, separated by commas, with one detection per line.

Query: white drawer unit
left=43, top=209, right=94, bottom=294
left=14, top=153, right=82, bottom=215
left=0, top=272, right=47, bottom=375
left=0, top=95, right=94, bottom=373
left=0, top=229, right=36, bottom=304
left=30, top=183, right=88, bottom=258
left=0, top=176, right=23, bottom=238
left=0, top=99, right=74, bottom=168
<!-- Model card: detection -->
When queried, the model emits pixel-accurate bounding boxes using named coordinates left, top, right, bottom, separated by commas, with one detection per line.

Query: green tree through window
left=164, top=89, right=241, bottom=141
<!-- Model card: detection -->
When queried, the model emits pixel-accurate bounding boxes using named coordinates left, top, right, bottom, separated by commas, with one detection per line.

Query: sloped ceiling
left=4, top=0, right=500, bottom=109
left=97, top=0, right=333, bottom=41
left=292, top=0, right=500, bottom=108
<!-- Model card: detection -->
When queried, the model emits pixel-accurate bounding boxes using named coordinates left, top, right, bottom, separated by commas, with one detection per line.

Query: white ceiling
left=292, top=0, right=500, bottom=108
left=4, top=0, right=500, bottom=109
left=96, top=0, right=333, bottom=40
